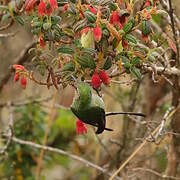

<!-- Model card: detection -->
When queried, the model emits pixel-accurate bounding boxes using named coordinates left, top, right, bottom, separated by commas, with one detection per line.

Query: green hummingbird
left=71, top=82, right=113, bottom=134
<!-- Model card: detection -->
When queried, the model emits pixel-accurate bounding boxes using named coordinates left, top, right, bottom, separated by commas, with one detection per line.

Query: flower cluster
left=91, top=70, right=110, bottom=90
left=13, top=65, right=27, bottom=89
left=110, top=10, right=128, bottom=28
left=76, top=119, right=88, bottom=135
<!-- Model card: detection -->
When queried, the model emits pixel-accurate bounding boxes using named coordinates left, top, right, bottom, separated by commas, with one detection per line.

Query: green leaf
left=142, top=20, right=151, bottom=36
left=131, top=57, right=140, bottom=65
left=78, top=55, right=96, bottom=69
left=124, top=34, right=137, bottom=44
left=84, top=11, right=97, bottom=23
left=131, top=66, right=141, bottom=79
left=103, top=56, right=112, bottom=70
left=14, top=16, right=24, bottom=26
left=61, top=61, right=75, bottom=72
left=57, top=46, right=74, bottom=55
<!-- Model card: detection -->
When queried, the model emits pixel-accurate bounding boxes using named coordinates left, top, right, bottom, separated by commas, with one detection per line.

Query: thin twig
left=132, top=167, right=180, bottom=180
left=109, top=107, right=178, bottom=180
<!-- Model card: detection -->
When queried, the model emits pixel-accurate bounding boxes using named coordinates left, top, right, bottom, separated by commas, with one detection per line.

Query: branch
left=109, top=107, right=178, bottom=180
left=132, top=167, right=180, bottom=180
left=143, top=64, right=180, bottom=76
left=3, top=135, right=121, bottom=180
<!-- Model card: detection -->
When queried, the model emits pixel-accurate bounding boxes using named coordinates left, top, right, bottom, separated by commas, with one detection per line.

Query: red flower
left=99, top=70, right=110, bottom=85
left=40, top=36, right=46, bottom=47
left=14, top=73, right=19, bottom=83
left=38, top=1, right=46, bottom=17
left=145, top=0, right=151, bottom=7
left=93, top=26, right=102, bottom=42
left=88, top=5, right=97, bottom=15
left=13, top=64, right=25, bottom=71
left=91, top=72, right=102, bottom=89
left=142, top=32, right=149, bottom=42
left=24, top=0, right=37, bottom=13
left=76, top=119, right=88, bottom=135
left=45, top=3, right=53, bottom=16
left=122, top=38, right=128, bottom=49
left=21, top=76, right=27, bottom=89
left=110, top=11, right=119, bottom=25
left=62, top=4, right=69, bottom=13
left=50, top=0, right=58, bottom=10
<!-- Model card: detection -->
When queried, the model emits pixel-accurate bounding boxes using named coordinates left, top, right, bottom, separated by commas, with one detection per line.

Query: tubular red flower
left=76, top=119, right=88, bottom=135
left=40, top=36, right=46, bottom=47
left=145, top=0, right=151, bottom=7
left=14, top=73, right=19, bottom=83
left=110, top=11, right=119, bottom=25
left=49, top=0, right=58, bottom=10
left=45, top=3, right=53, bottom=16
left=13, top=64, right=25, bottom=71
left=91, top=72, right=102, bottom=89
left=99, top=70, right=110, bottom=85
left=87, top=5, right=97, bottom=15
left=38, top=1, right=46, bottom=17
left=21, top=76, right=27, bottom=89
left=93, top=26, right=102, bottom=42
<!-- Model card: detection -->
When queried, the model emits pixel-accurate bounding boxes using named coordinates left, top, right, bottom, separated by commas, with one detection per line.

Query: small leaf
left=14, top=16, right=24, bottom=26
left=103, top=56, right=112, bottom=70
left=124, top=34, right=137, bottom=44
left=61, top=61, right=75, bottom=72
left=131, top=57, right=140, bottom=65
left=131, top=67, right=141, bottom=79
left=57, top=46, right=74, bottom=55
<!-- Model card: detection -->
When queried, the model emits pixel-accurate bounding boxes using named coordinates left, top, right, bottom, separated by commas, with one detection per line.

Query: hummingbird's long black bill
left=105, top=112, right=146, bottom=117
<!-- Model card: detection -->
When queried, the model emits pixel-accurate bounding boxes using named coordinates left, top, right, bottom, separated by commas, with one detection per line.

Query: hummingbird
left=71, top=82, right=113, bottom=134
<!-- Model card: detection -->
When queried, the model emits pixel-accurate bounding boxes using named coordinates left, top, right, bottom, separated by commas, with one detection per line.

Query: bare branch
left=3, top=135, right=121, bottom=180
